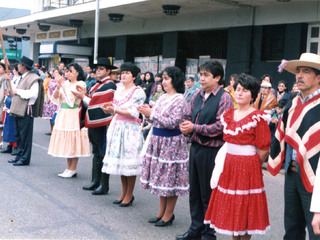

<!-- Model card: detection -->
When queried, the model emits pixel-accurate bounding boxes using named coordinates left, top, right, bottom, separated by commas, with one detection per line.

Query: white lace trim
left=203, top=221, right=270, bottom=236
left=221, top=112, right=271, bottom=136
left=140, top=178, right=189, bottom=190
left=217, top=185, right=265, bottom=195
left=145, top=153, right=189, bottom=163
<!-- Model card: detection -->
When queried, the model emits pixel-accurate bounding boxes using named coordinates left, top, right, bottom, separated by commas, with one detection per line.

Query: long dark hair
left=67, top=62, right=85, bottom=81
left=162, top=66, right=185, bottom=94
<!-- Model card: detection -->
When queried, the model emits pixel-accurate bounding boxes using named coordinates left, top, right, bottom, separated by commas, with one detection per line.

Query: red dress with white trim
left=204, top=109, right=271, bottom=236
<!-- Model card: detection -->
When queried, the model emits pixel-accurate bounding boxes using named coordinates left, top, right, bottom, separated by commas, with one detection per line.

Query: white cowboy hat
left=285, top=53, right=320, bottom=74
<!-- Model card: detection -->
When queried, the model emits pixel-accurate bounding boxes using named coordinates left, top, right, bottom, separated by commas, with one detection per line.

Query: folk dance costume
left=48, top=81, right=90, bottom=158
left=42, top=79, right=59, bottom=120
left=101, top=86, right=146, bottom=176
left=204, top=109, right=271, bottom=236
left=140, top=94, right=189, bottom=196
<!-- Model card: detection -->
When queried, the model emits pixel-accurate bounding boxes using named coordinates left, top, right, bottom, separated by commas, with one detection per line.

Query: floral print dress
left=140, top=94, right=189, bottom=197
left=101, top=86, right=146, bottom=176
left=42, top=79, right=59, bottom=119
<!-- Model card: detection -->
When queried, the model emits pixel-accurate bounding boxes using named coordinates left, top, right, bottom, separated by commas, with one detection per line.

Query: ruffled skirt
left=48, top=107, right=90, bottom=158
left=204, top=153, right=270, bottom=236
left=101, top=119, right=144, bottom=176
left=140, top=134, right=189, bottom=197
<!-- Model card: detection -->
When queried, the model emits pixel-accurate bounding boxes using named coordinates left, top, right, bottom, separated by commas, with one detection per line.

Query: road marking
left=33, top=142, right=48, bottom=151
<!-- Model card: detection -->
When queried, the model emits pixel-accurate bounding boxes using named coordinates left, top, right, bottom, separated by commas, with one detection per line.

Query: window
left=307, top=24, right=320, bottom=55
left=261, top=25, right=285, bottom=61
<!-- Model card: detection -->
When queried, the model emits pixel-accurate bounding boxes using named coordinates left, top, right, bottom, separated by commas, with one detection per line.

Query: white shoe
left=0, top=142, right=3, bottom=149
left=58, top=169, right=68, bottom=177
left=60, top=170, right=78, bottom=178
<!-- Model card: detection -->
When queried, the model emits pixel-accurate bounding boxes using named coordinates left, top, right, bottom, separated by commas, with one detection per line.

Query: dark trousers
left=284, top=170, right=320, bottom=240
left=89, top=126, right=106, bottom=159
left=88, top=126, right=107, bottom=181
left=14, top=115, right=34, bottom=165
left=188, top=143, right=219, bottom=238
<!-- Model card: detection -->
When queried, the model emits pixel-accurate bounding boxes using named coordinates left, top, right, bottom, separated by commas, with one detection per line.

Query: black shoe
left=11, top=148, right=18, bottom=156
left=92, top=185, right=108, bottom=195
left=1, top=146, right=12, bottom=154
left=155, top=214, right=175, bottom=227
left=119, top=196, right=134, bottom=207
left=113, top=199, right=123, bottom=204
left=8, top=159, right=19, bottom=163
left=45, top=132, right=51, bottom=136
left=82, top=182, right=99, bottom=191
left=13, top=161, right=28, bottom=166
left=148, top=216, right=161, bottom=223
left=176, top=232, right=201, bottom=240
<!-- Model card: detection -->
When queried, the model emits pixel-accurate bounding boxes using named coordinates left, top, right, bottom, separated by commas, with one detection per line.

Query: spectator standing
left=253, top=81, right=277, bottom=114
left=224, top=74, right=238, bottom=109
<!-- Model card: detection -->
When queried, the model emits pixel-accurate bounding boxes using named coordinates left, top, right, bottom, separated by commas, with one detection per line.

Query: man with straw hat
left=268, top=52, right=320, bottom=239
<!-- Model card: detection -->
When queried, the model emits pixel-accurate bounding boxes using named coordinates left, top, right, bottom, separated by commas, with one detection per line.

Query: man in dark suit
left=8, top=56, right=44, bottom=166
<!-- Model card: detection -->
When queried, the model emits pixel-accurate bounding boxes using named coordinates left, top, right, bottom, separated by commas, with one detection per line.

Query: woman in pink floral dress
left=138, top=66, right=189, bottom=227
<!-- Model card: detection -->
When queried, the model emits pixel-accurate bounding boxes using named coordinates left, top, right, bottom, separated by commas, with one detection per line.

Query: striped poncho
left=85, top=77, right=117, bottom=128
left=268, top=94, right=320, bottom=193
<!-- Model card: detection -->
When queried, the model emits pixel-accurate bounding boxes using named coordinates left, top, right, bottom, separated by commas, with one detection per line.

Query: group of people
left=2, top=52, right=320, bottom=240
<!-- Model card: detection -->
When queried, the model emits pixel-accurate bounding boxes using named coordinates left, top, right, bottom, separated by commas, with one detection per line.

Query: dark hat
left=18, top=56, right=34, bottom=70
left=90, top=57, right=117, bottom=70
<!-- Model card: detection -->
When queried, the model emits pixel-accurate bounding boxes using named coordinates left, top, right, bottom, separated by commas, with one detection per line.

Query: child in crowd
left=269, top=101, right=286, bottom=143
left=274, top=80, right=290, bottom=105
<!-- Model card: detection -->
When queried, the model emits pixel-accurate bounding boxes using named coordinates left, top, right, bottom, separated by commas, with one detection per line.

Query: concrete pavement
left=0, top=118, right=288, bottom=239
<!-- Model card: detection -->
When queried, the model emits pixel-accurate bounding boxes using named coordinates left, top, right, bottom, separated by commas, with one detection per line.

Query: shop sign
left=0, top=49, right=22, bottom=59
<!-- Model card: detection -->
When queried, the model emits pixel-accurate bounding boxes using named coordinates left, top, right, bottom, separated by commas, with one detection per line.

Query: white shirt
left=311, top=159, right=320, bottom=212
left=16, top=72, right=39, bottom=105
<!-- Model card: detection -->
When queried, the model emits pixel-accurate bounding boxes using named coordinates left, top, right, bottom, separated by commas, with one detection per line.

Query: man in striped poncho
left=72, top=57, right=117, bottom=195
left=268, top=53, right=320, bottom=240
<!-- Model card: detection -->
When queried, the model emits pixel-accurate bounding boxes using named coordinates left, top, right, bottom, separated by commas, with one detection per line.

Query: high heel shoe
left=119, top=196, right=134, bottom=207
left=154, top=214, right=175, bottom=227
left=113, top=199, right=123, bottom=204
left=148, top=216, right=162, bottom=223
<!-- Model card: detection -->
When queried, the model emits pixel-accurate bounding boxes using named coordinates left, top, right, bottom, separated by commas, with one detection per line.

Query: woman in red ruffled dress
left=204, top=73, right=271, bottom=240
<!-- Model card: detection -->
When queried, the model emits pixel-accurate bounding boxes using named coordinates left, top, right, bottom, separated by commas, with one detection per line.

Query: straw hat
left=285, top=53, right=320, bottom=74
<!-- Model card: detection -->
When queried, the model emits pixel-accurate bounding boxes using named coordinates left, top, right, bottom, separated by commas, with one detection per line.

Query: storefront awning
left=38, top=54, right=53, bottom=59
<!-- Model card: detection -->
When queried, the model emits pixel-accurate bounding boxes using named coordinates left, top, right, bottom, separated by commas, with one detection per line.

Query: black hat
left=18, top=56, right=34, bottom=70
left=90, top=58, right=117, bottom=70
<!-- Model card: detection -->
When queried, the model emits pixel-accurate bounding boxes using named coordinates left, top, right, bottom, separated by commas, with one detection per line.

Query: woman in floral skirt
left=138, top=66, right=189, bottom=227
left=101, top=62, right=145, bottom=207
left=204, top=73, right=271, bottom=240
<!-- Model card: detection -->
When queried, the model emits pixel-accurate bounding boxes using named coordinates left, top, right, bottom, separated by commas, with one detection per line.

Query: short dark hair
left=199, top=60, right=224, bottom=83
left=162, top=66, right=185, bottom=94
left=278, top=80, right=288, bottom=91
left=67, top=62, right=85, bottom=81
left=260, top=74, right=272, bottom=83
left=234, top=73, right=260, bottom=102
left=187, top=77, right=194, bottom=82
left=120, top=62, right=140, bottom=78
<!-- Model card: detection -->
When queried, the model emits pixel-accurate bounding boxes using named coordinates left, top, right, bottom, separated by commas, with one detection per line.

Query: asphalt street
left=0, top=118, right=289, bottom=239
